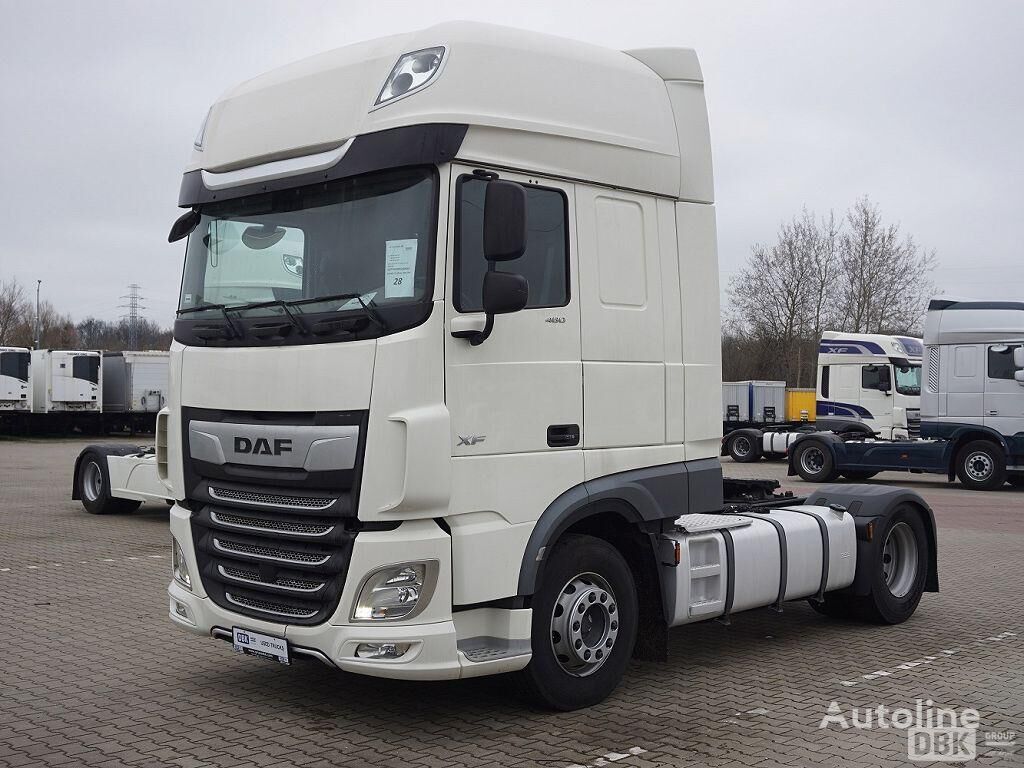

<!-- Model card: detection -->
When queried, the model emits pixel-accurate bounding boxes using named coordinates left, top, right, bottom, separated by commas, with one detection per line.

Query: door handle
left=987, top=409, right=999, bottom=416
left=547, top=424, right=580, bottom=447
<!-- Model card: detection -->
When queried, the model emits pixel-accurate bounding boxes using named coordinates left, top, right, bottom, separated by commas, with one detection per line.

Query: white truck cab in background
left=817, top=331, right=923, bottom=440
left=81, top=22, right=936, bottom=709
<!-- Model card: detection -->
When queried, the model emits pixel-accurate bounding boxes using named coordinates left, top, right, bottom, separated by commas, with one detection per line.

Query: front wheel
left=517, top=534, right=638, bottom=710
left=954, top=440, right=1007, bottom=491
left=793, top=441, right=839, bottom=483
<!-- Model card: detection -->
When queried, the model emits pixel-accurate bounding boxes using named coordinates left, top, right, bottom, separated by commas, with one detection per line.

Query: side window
left=861, top=365, right=881, bottom=390
left=454, top=176, right=568, bottom=312
left=988, top=345, right=1020, bottom=380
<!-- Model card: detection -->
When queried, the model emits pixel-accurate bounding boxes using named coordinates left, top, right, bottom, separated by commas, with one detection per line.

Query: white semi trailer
left=102, top=351, right=170, bottom=432
left=72, top=23, right=937, bottom=709
left=0, top=346, right=32, bottom=415
left=31, top=350, right=102, bottom=414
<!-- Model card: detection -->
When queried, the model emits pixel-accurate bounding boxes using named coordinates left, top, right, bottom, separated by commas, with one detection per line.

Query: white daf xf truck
left=723, top=332, right=923, bottom=463
left=72, top=22, right=937, bottom=709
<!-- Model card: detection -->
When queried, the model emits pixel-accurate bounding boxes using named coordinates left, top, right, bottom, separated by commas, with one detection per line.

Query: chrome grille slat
left=218, top=565, right=324, bottom=594
left=210, top=511, right=334, bottom=537
left=209, top=486, right=335, bottom=510
left=213, top=537, right=330, bottom=566
left=224, top=592, right=318, bottom=619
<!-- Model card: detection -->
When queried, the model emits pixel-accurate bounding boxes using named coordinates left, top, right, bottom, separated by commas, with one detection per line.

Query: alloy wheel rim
left=550, top=572, right=619, bottom=677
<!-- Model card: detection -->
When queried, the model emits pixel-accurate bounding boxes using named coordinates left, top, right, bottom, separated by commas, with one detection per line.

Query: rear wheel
left=954, top=440, right=1007, bottom=491
left=727, top=432, right=760, bottom=463
left=517, top=534, right=638, bottom=710
left=813, top=504, right=928, bottom=624
left=76, top=451, right=141, bottom=515
left=793, top=441, right=839, bottom=483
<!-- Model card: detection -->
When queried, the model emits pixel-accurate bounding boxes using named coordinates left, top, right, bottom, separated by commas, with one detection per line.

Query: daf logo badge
left=457, top=435, right=486, bottom=446
left=233, top=437, right=293, bottom=456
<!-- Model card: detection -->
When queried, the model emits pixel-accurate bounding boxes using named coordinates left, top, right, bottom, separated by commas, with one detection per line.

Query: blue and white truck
left=723, top=331, right=923, bottom=462
left=789, top=300, right=1024, bottom=491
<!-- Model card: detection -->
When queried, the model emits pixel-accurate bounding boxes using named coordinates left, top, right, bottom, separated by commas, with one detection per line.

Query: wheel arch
left=944, top=427, right=1008, bottom=481
left=787, top=432, right=842, bottom=477
left=71, top=443, right=145, bottom=500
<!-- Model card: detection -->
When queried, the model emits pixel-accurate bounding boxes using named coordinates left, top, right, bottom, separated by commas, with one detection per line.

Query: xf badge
left=457, top=435, right=486, bottom=446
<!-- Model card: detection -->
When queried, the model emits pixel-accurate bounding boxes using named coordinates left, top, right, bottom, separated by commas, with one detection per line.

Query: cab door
left=984, top=344, right=1024, bottom=437
left=444, top=164, right=582, bottom=458
left=442, top=165, right=583, bottom=605
left=860, top=363, right=894, bottom=437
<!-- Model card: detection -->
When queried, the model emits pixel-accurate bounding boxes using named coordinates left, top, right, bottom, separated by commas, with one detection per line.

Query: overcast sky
left=2, top=0, right=1022, bottom=327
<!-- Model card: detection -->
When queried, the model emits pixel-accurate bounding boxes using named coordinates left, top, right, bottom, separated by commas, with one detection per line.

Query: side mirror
left=878, top=368, right=892, bottom=393
left=483, top=271, right=528, bottom=315
left=169, top=209, right=201, bottom=243
left=1015, top=346, right=1024, bottom=369
left=1015, top=370, right=1024, bottom=386
left=483, top=181, right=527, bottom=262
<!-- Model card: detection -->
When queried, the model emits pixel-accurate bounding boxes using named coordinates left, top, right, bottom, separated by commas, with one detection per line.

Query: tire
left=516, top=534, right=638, bottom=711
left=793, top=441, right=839, bottom=483
left=76, top=451, right=142, bottom=515
left=842, top=470, right=878, bottom=481
left=954, top=440, right=1007, bottom=491
left=727, top=432, right=760, bottom=463
left=812, top=504, right=929, bottom=624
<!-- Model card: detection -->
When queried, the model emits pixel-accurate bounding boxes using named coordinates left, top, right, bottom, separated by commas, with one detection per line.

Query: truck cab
left=817, top=331, right=923, bottom=439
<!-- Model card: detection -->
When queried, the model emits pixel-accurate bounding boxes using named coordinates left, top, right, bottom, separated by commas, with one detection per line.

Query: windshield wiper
left=176, top=302, right=243, bottom=338
left=214, top=298, right=309, bottom=336
left=283, top=293, right=388, bottom=332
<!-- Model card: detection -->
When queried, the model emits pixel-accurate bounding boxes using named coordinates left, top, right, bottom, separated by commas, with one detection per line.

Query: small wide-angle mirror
left=168, top=209, right=201, bottom=243
left=482, top=270, right=529, bottom=315
left=1014, top=346, right=1024, bottom=369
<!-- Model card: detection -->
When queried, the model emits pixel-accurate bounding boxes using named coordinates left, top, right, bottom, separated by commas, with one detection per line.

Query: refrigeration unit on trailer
left=102, top=351, right=171, bottom=432
left=723, top=331, right=923, bottom=463
left=0, top=346, right=32, bottom=416
left=789, top=299, right=1024, bottom=490
left=31, top=350, right=101, bottom=414
left=73, top=22, right=937, bottom=709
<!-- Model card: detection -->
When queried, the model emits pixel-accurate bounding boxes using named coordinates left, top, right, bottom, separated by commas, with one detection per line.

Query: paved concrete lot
left=1, top=438, right=1021, bottom=767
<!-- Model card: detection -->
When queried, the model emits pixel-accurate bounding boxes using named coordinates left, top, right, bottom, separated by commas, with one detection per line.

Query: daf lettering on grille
left=233, top=437, right=293, bottom=456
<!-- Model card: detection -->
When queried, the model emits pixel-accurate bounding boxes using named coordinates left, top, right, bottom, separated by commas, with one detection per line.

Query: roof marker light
left=374, top=47, right=445, bottom=108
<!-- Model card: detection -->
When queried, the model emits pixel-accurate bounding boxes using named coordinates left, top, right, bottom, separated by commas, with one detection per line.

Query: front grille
left=218, top=565, right=325, bottom=594
left=213, top=537, right=331, bottom=565
left=909, top=409, right=925, bottom=438
left=191, top=500, right=356, bottom=626
left=211, top=510, right=334, bottom=537
left=225, top=592, right=319, bottom=619
left=209, top=486, right=335, bottom=510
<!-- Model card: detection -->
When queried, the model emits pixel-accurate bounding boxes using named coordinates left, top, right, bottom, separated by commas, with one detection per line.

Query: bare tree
left=0, top=279, right=27, bottom=344
left=838, top=197, right=936, bottom=334
left=725, top=198, right=937, bottom=385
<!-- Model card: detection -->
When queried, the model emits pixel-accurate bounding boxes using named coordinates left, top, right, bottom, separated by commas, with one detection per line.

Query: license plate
left=232, top=627, right=290, bottom=665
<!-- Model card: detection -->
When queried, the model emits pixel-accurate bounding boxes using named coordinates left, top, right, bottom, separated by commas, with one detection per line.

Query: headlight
left=172, top=537, right=192, bottom=591
left=351, top=561, right=438, bottom=621
left=374, top=47, right=445, bottom=107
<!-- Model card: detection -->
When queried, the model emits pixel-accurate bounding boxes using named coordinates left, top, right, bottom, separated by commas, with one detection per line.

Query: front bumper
left=168, top=504, right=531, bottom=680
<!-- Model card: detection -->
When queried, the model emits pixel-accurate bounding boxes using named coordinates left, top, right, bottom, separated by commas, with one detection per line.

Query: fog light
left=172, top=537, right=192, bottom=591
left=355, top=643, right=411, bottom=660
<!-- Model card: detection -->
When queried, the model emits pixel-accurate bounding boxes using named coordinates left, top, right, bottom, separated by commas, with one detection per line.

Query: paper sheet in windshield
left=385, top=239, right=417, bottom=298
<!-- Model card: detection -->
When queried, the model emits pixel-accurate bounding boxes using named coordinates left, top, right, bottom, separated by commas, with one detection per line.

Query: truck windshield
left=177, top=167, right=436, bottom=326
left=72, top=356, right=100, bottom=384
left=894, top=363, right=921, bottom=396
left=0, top=351, right=29, bottom=381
